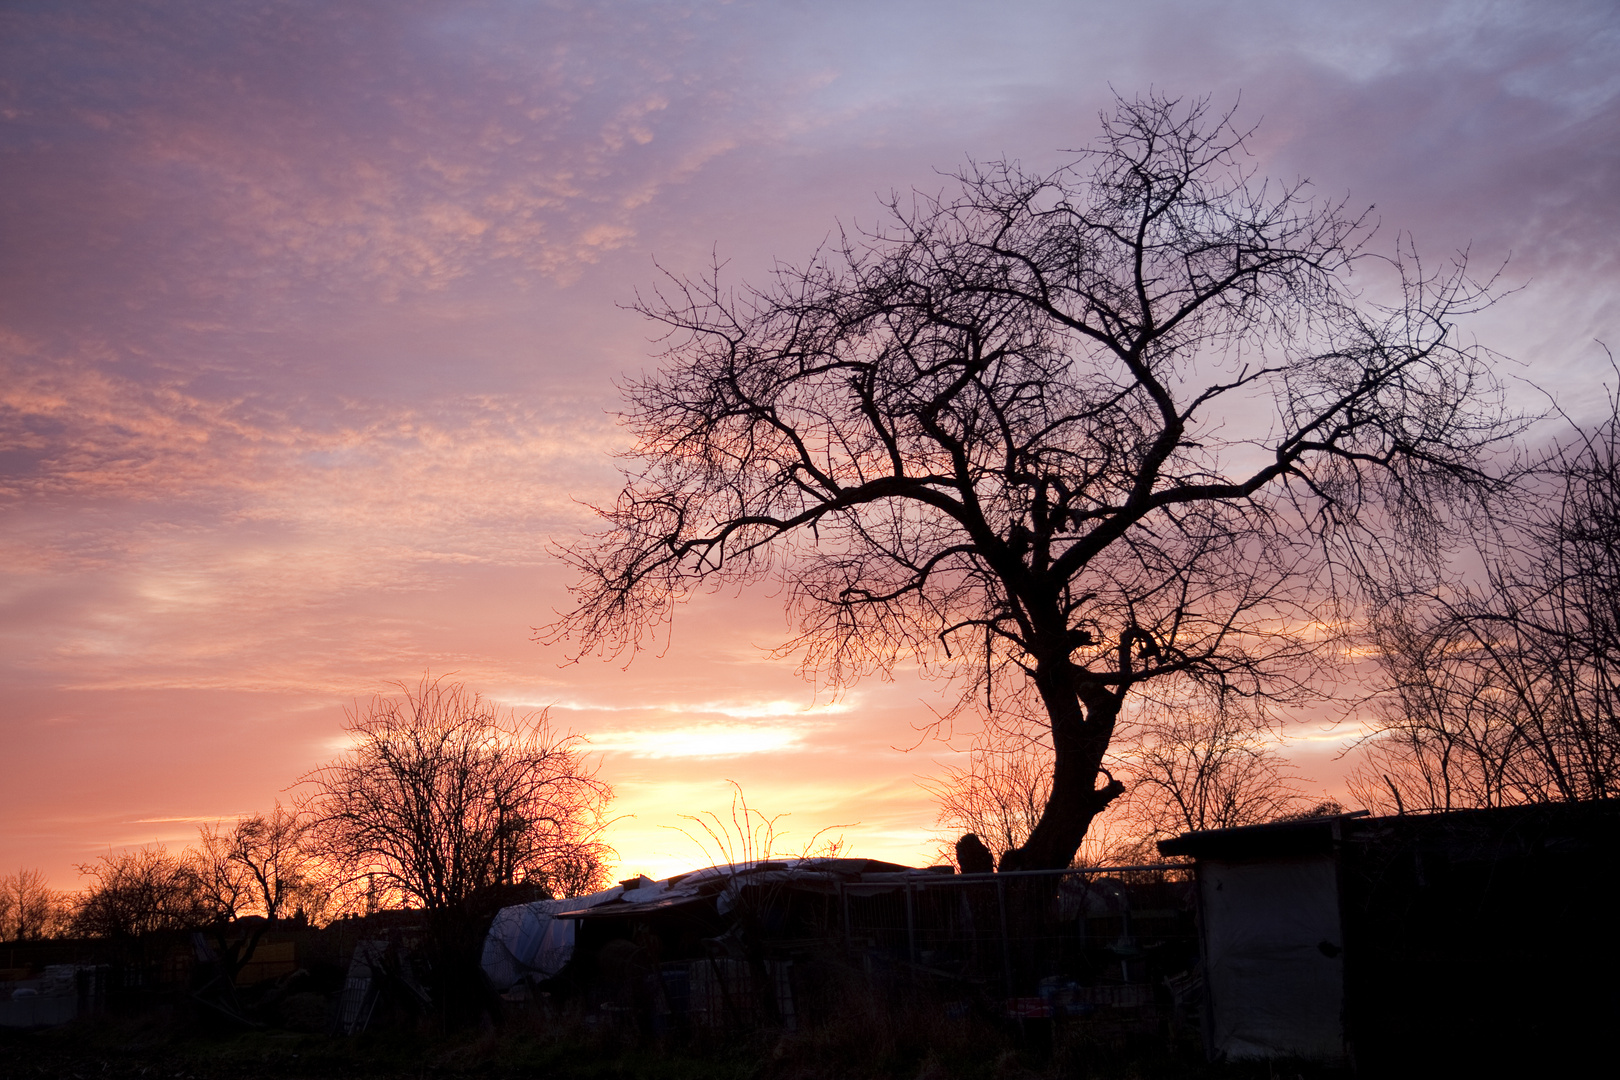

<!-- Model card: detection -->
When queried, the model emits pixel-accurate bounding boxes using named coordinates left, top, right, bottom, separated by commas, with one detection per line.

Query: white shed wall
left=1199, top=855, right=1346, bottom=1064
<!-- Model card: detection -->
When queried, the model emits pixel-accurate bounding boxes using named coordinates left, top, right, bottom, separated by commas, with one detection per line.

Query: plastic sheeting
left=481, top=857, right=914, bottom=991
left=481, top=884, right=624, bottom=990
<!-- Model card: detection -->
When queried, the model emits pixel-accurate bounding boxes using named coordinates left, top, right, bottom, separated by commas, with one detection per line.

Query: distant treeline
left=3, top=675, right=613, bottom=946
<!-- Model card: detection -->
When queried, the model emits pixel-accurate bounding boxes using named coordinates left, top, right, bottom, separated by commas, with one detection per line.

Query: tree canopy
left=550, top=94, right=1515, bottom=869
left=302, top=676, right=613, bottom=910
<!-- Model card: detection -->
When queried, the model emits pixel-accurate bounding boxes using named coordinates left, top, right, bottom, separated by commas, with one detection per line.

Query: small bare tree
left=927, top=737, right=1054, bottom=867
left=1113, top=689, right=1304, bottom=845
left=189, top=804, right=335, bottom=984
left=196, top=803, right=330, bottom=924
left=191, top=827, right=254, bottom=924
left=1350, top=605, right=1524, bottom=811
left=71, top=846, right=216, bottom=939
left=0, top=869, right=71, bottom=941
left=549, top=92, right=1516, bottom=870
left=534, top=848, right=613, bottom=901
left=301, top=676, right=614, bottom=912
left=301, top=676, right=615, bottom=1023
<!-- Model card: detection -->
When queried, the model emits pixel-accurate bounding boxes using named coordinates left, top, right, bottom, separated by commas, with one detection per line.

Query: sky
left=3, top=0, right=1618, bottom=890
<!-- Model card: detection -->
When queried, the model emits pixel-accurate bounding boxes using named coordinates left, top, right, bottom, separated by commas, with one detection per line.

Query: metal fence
left=553, top=864, right=1202, bottom=1040
left=832, top=866, right=1199, bottom=1022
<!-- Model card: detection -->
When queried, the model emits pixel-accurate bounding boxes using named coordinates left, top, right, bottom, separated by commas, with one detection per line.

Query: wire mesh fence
left=516, top=864, right=1203, bottom=1045
left=833, top=866, right=1198, bottom=1022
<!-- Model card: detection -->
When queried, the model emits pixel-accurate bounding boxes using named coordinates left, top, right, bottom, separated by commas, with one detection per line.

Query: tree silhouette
left=195, top=803, right=330, bottom=923
left=301, top=676, right=613, bottom=911
left=1115, top=691, right=1304, bottom=845
left=551, top=93, right=1514, bottom=869
left=930, top=690, right=1303, bottom=868
left=1355, top=382, right=1620, bottom=810
left=0, top=869, right=69, bottom=940
left=72, top=846, right=214, bottom=939
left=301, top=676, right=614, bottom=1024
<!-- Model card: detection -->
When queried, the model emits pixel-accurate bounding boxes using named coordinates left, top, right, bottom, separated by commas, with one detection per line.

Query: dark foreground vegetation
left=0, top=1002, right=1345, bottom=1080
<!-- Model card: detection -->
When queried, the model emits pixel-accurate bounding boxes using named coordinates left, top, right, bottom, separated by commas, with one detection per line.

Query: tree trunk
left=998, top=660, right=1125, bottom=871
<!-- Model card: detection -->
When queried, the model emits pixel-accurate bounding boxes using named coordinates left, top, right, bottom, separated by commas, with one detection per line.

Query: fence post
left=996, top=876, right=1013, bottom=998
left=904, top=878, right=917, bottom=968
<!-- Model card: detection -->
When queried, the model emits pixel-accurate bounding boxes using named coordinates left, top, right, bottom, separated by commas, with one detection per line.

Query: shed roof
left=1157, top=801, right=1620, bottom=862
left=1155, top=812, right=1367, bottom=860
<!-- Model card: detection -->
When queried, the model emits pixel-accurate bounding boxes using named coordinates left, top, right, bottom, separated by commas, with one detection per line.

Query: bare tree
left=191, top=826, right=255, bottom=924
left=301, top=677, right=615, bottom=1024
left=927, top=737, right=1054, bottom=867
left=1113, top=689, right=1304, bottom=845
left=549, top=93, right=1514, bottom=869
left=0, top=869, right=71, bottom=941
left=1354, top=386, right=1620, bottom=811
left=301, top=675, right=614, bottom=912
left=187, top=804, right=336, bottom=985
left=71, top=846, right=216, bottom=939
left=1350, top=604, right=1524, bottom=812
left=534, top=847, right=613, bottom=901
left=196, top=803, right=331, bottom=924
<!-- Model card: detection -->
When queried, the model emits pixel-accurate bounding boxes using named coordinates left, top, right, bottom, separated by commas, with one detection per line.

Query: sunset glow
left=3, top=1, right=1617, bottom=892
